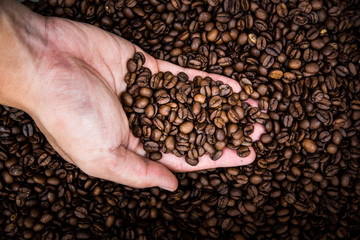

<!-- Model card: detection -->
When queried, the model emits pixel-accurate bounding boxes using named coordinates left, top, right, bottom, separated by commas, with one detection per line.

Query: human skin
left=0, top=0, right=264, bottom=191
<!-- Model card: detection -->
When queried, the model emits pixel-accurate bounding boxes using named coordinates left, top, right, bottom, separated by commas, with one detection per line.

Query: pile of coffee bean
left=121, top=52, right=262, bottom=165
left=0, top=0, right=359, bottom=239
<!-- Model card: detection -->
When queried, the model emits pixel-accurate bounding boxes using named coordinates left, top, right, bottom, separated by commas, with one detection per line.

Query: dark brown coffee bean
left=38, top=153, right=51, bottom=166
left=164, top=136, right=175, bottom=151
left=179, top=122, right=194, bottom=134
left=214, top=117, right=226, bottom=128
left=149, top=74, right=160, bottom=89
left=203, top=142, right=216, bottom=155
left=260, top=134, right=272, bottom=144
left=121, top=92, right=133, bottom=107
left=9, top=165, right=23, bottom=176
left=227, top=109, right=240, bottom=123
left=209, top=96, right=222, bottom=108
left=187, top=148, right=199, bottom=160
left=47, top=176, right=60, bottom=186
left=261, top=54, right=274, bottom=68
left=148, top=152, right=162, bottom=161
left=74, top=206, right=88, bottom=219
left=301, top=139, right=317, bottom=153
left=143, top=141, right=160, bottom=153
left=269, top=70, right=283, bottom=79
left=288, top=59, right=302, bottom=69
left=304, top=62, right=320, bottom=74
left=207, top=29, right=219, bottom=42
left=127, top=59, right=137, bottom=73
left=134, top=97, right=149, bottom=109
left=276, top=3, right=288, bottom=17
left=237, top=146, right=251, bottom=157
left=185, top=157, right=198, bottom=166
left=210, top=150, right=223, bottom=160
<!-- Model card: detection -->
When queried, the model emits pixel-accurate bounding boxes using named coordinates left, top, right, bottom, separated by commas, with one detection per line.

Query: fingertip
left=159, top=182, right=178, bottom=192
left=143, top=159, right=178, bottom=190
left=102, top=147, right=178, bottom=190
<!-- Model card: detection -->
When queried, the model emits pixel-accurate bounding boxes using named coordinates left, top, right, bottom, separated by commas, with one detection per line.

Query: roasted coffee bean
left=179, top=122, right=194, bottom=134
left=237, top=146, right=251, bottom=158
left=143, top=141, right=160, bottom=153
left=301, top=139, right=317, bottom=153
left=148, top=151, right=162, bottom=161
left=127, top=59, right=137, bottom=73
left=210, top=150, right=223, bottom=160
left=185, top=156, right=198, bottom=166
left=261, top=54, right=274, bottom=68
left=194, top=94, right=206, bottom=104
left=304, top=62, right=320, bottom=74
left=288, top=59, right=302, bottom=69
left=74, top=206, right=88, bottom=219
left=134, top=97, right=149, bottom=109
left=121, top=92, right=133, bottom=107
left=269, top=70, right=283, bottom=79
left=209, top=96, right=222, bottom=108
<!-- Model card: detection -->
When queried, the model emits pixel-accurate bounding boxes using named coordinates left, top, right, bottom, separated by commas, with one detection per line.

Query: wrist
left=0, top=0, right=47, bottom=113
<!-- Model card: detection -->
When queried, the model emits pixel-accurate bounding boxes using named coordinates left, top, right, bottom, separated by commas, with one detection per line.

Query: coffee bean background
left=1, top=0, right=360, bottom=239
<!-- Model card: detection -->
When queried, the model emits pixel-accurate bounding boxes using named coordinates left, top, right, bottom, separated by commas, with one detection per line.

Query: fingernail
left=159, top=186, right=175, bottom=192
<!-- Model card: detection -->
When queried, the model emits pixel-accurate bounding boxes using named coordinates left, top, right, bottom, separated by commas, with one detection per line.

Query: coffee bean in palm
left=185, top=156, right=199, bottom=166
left=143, top=141, right=160, bottom=153
left=121, top=53, right=257, bottom=166
left=148, top=152, right=162, bottom=161
left=127, top=59, right=137, bottom=73
left=210, top=150, right=223, bottom=161
left=237, top=146, right=251, bottom=158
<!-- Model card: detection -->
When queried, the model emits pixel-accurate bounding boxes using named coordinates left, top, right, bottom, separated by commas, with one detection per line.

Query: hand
left=0, top=1, right=264, bottom=191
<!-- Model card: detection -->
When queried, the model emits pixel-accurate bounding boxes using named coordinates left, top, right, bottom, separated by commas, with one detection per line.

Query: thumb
left=85, top=146, right=178, bottom=191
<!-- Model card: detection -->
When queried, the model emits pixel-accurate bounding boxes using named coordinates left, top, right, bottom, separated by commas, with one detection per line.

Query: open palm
left=28, top=17, right=264, bottom=191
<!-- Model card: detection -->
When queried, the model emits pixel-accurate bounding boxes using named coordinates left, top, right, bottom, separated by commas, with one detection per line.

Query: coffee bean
left=22, top=123, right=34, bottom=137
left=185, top=156, right=198, bottom=166
left=143, top=141, right=160, bottom=153
left=127, top=59, right=137, bottom=73
left=148, top=152, right=162, bottom=161
left=9, top=165, right=23, bottom=176
left=237, top=146, right=251, bottom=157
left=304, top=62, right=320, bottom=74
left=288, top=59, right=302, bottom=69
left=179, top=122, right=194, bottom=134
left=74, top=206, right=88, bottom=218
left=269, top=70, right=283, bottom=79
left=209, top=96, right=222, bottom=108
left=207, top=29, right=219, bottom=42
left=194, top=94, right=206, bottom=103
left=47, top=176, right=60, bottom=186
left=301, top=139, right=317, bottom=153
left=276, top=3, right=288, bottom=17
left=121, top=92, right=133, bottom=107
left=134, top=97, right=149, bottom=109
left=260, top=134, right=272, bottom=144
left=210, top=150, right=223, bottom=160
